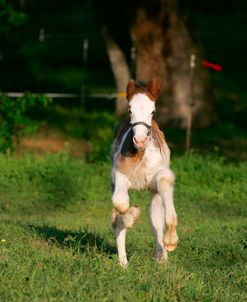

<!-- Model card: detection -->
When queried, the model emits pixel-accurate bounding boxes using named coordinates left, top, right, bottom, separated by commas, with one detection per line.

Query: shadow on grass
left=28, top=224, right=117, bottom=255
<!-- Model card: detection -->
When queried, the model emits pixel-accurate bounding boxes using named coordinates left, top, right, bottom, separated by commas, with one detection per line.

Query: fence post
left=0, top=53, right=3, bottom=90
left=186, top=53, right=196, bottom=153
left=39, top=28, right=45, bottom=42
left=81, top=37, right=88, bottom=109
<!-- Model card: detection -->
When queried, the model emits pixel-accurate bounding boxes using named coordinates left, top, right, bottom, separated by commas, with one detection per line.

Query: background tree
left=92, top=0, right=214, bottom=128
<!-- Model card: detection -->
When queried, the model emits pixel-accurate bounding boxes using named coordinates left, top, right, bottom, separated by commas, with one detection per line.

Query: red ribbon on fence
left=202, top=60, right=222, bottom=72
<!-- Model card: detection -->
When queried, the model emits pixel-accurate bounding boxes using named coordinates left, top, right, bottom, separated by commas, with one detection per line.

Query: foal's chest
left=117, top=141, right=165, bottom=190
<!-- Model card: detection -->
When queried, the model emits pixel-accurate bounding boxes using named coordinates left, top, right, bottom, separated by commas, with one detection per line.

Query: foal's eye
left=128, top=108, right=132, bottom=114
left=152, top=109, right=156, bottom=115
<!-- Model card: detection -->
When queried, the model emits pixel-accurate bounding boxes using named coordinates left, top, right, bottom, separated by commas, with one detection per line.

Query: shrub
left=0, top=93, right=50, bottom=153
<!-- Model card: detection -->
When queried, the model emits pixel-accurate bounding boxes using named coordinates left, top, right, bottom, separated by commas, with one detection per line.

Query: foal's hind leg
left=157, top=169, right=178, bottom=252
left=149, top=193, right=168, bottom=263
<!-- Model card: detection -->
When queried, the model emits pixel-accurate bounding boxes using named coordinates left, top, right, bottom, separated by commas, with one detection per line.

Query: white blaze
left=129, top=93, right=155, bottom=141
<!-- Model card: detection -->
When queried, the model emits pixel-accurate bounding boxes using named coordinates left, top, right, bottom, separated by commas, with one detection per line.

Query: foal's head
left=127, top=77, right=161, bottom=150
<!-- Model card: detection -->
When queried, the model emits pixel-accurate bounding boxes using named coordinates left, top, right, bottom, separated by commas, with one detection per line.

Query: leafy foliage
left=0, top=94, right=50, bottom=153
left=0, top=0, right=26, bottom=35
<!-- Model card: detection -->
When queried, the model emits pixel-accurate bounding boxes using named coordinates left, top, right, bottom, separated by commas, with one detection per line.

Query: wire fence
left=2, top=92, right=118, bottom=100
left=1, top=28, right=246, bottom=153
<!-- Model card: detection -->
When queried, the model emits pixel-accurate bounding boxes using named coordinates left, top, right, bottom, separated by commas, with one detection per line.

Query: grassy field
left=0, top=153, right=246, bottom=301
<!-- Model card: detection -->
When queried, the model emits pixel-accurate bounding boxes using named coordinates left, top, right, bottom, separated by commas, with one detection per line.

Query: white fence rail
left=2, top=92, right=118, bottom=100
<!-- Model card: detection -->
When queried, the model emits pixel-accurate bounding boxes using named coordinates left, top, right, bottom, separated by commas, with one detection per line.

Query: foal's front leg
left=157, top=169, right=179, bottom=252
left=112, top=170, right=130, bottom=215
left=111, top=170, right=140, bottom=267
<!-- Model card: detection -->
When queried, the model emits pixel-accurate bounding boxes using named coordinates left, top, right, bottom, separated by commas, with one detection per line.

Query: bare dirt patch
left=16, top=132, right=90, bottom=157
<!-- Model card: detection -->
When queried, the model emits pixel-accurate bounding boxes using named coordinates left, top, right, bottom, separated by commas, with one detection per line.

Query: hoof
left=164, top=231, right=179, bottom=252
left=156, top=250, right=168, bottom=264
left=164, top=242, right=178, bottom=252
left=122, top=205, right=141, bottom=229
left=122, top=213, right=134, bottom=229
left=128, top=205, right=141, bottom=221
left=119, top=258, right=128, bottom=268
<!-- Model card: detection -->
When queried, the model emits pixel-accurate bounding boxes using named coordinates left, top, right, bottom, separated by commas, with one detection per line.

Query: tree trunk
left=101, top=27, right=130, bottom=115
left=130, top=0, right=214, bottom=127
left=19, top=0, right=26, bottom=10
left=92, top=0, right=215, bottom=127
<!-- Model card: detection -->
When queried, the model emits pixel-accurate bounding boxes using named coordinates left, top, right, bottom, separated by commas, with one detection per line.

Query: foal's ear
left=148, top=77, right=161, bottom=101
left=127, top=79, right=136, bottom=101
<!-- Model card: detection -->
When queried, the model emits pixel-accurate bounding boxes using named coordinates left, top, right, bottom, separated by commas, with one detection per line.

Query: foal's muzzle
left=131, top=122, right=151, bottom=150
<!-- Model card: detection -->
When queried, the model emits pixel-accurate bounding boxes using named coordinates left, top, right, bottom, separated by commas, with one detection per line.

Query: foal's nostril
left=133, top=136, right=148, bottom=147
left=133, top=136, right=142, bottom=145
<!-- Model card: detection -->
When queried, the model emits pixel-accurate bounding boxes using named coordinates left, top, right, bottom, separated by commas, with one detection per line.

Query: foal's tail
left=112, top=205, right=141, bottom=229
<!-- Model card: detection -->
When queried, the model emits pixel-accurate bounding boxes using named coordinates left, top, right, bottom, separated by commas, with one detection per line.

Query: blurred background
left=0, top=0, right=246, bottom=161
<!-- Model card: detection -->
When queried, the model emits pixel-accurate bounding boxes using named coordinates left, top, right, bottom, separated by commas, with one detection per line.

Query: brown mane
left=127, top=78, right=161, bottom=102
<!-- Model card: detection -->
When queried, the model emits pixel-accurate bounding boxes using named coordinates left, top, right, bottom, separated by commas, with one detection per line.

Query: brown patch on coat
left=127, top=77, right=161, bottom=102
left=117, top=151, right=145, bottom=175
left=151, top=120, right=170, bottom=158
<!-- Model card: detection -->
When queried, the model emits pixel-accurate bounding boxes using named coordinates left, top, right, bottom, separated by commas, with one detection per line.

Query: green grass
left=0, top=153, right=246, bottom=301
